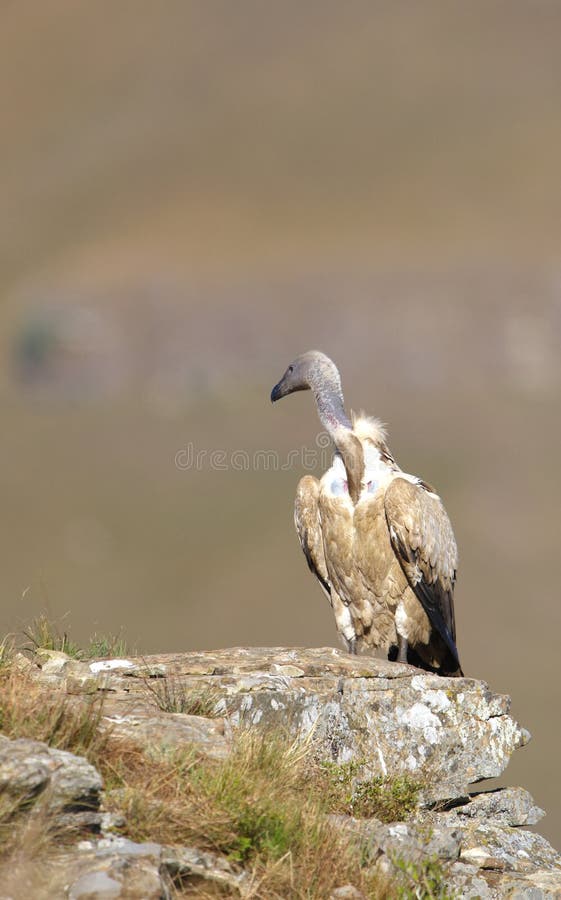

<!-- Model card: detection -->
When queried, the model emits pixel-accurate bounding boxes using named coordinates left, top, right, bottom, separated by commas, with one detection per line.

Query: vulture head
left=271, top=350, right=355, bottom=463
left=270, top=350, right=343, bottom=403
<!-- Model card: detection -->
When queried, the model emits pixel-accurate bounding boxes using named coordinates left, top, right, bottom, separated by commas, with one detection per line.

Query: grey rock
left=95, top=835, right=164, bottom=858
left=449, top=787, right=545, bottom=827
left=457, top=824, right=561, bottom=874
left=332, top=813, right=461, bottom=864
left=34, top=648, right=74, bottom=675
left=68, top=870, right=123, bottom=900
left=162, top=844, right=249, bottom=894
left=447, top=861, right=494, bottom=899
left=0, top=736, right=102, bottom=830
left=330, top=886, right=366, bottom=899
left=99, top=810, right=126, bottom=834
left=66, top=837, right=172, bottom=900
left=101, top=709, right=229, bottom=759
left=34, top=647, right=529, bottom=801
left=494, top=871, right=561, bottom=898
left=17, top=646, right=561, bottom=899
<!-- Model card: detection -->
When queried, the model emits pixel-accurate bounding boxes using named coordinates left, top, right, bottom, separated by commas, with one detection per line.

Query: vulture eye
left=288, top=365, right=294, bottom=374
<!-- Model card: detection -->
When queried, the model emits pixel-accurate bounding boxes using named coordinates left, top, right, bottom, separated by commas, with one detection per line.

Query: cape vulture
left=271, top=350, right=462, bottom=677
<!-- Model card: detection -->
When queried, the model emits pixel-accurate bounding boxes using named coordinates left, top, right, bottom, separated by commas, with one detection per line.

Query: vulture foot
left=397, top=634, right=409, bottom=664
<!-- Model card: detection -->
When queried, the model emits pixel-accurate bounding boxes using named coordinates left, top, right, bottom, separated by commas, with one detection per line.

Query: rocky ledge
left=3, top=647, right=560, bottom=898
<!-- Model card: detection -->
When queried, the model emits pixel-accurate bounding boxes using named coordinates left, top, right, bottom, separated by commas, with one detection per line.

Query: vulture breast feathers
left=272, top=351, right=462, bottom=677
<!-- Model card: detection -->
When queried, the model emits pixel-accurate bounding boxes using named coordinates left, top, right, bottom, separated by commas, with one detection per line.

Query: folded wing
left=384, top=477, right=461, bottom=673
left=294, top=476, right=331, bottom=598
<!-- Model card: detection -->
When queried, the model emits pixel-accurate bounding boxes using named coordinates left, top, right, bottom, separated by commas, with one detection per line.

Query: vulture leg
left=347, top=636, right=358, bottom=655
left=397, top=634, right=408, bottom=664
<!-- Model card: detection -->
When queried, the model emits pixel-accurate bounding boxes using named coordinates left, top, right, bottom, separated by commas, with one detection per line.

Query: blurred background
left=1, top=0, right=561, bottom=847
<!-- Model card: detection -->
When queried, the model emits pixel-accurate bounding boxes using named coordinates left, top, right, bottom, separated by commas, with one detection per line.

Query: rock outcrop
left=2, top=647, right=560, bottom=899
left=0, top=734, right=102, bottom=833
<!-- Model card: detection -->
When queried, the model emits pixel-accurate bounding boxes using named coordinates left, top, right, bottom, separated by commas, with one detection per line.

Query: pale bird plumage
left=271, top=350, right=462, bottom=677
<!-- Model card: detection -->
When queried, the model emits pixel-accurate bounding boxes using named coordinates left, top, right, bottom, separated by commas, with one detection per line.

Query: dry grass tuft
left=21, top=614, right=131, bottom=661
left=100, top=730, right=392, bottom=897
left=0, top=663, right=109, bottom=763
left=81, top=630, right=130, bottom=660
left=22, top=613, right=82, bottom=659
left=143, top=676, right=222, bottom=716
left=0, top=661, right=111, bottom=891
left=0, top=636, right=17, bottom=675
left=0, top=796, right=78, bottom=896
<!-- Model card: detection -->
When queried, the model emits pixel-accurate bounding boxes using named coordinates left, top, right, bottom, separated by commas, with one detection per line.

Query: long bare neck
left=312, top=379, right=363, bottom=504
left=314, top=387, right=352, bottom=435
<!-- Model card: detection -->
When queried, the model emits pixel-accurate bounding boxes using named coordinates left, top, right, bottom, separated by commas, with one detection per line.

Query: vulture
left=271, top=350, right=462, bottom=677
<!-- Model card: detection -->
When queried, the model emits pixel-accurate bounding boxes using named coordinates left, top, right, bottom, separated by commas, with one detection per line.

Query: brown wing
left=294, top=476, right=331, bottom=598
left=384, top=477, right=461, bottom=671
left=296, top=475, right=360, bottom=651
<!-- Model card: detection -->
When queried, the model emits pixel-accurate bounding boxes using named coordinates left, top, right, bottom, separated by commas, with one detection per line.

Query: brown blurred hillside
left=1, top=1, right=561, bottom=848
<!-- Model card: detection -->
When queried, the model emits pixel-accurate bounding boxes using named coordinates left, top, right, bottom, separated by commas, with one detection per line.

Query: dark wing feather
left=384, top=477, right=461, bottom=672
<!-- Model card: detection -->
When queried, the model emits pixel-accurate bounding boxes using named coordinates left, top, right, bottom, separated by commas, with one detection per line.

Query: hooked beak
left=270, top=379, right=285, bottom=402
left=271, top=362, right=309, bottom=402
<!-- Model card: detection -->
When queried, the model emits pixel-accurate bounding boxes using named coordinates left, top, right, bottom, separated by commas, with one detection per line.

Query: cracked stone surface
left=31, top=646, right=529, bottom=801
left=0, top=734, right=102, bottom=832
left=51, top=837, right=173, bottom=900
left=1, top=646, right=559, bottom=898
left=442, top=786, right=545, bottom=827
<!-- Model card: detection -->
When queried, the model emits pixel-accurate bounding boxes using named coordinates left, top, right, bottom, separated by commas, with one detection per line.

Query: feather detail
left=351, top=412, right=388, bottom=447
left=352, top=412, right=399, bottom=471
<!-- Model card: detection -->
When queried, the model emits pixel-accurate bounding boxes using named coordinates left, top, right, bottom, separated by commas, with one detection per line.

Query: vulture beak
left=270, top=380, right=284, bottom=403
left=271, top=362, right=307, bottom=402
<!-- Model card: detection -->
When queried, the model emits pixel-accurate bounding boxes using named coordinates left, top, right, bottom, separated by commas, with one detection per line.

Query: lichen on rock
left=0, top=646, right=558, bottom=898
